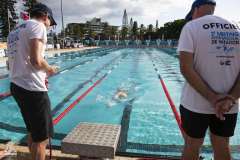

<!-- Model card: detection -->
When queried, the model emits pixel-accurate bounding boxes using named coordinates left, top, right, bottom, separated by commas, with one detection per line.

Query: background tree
left=0, top=0, right=18, bottom=39
left=109, top=26, right=118, bottom=40
left=63, top=18, right=186, bottom=42
left=161, top=19, right=185, bottom=39
left=147, top=24, right=153, bottom=33
left=132, top=21, right=138, bottom=39
left=121, top=27, right=128, bottom=40
left=76, top=25, right=85, bottom=39
left=144, top=24, right=154, bottom=40
left=65, top=23, right=86, bottom=40
left=102, top=23, right=111, bottom=40
left=24, top=0, right=38, bottom=13
left=157, top=26, right=166, bottom=39
left=88, top=30, right=97, bottom=39
left=139, top=24, right=146, bottom=40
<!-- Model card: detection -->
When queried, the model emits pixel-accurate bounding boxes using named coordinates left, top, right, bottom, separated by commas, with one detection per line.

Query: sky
left=38, top=0, right=240, bottom=33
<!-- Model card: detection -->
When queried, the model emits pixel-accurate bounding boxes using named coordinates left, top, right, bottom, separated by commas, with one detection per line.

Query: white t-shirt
left=7, top=19, right=48, bottom=91
left=177, top=15, right=240, bottom=114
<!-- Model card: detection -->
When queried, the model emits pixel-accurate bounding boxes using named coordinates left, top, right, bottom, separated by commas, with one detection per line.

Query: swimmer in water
left=114, top=89, right=128, bottom=100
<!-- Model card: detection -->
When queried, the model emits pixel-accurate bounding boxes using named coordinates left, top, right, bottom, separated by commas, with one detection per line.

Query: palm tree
left=0, top=0, right=17, bottom=39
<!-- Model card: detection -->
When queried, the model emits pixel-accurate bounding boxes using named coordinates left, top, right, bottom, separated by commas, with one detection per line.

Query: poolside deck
left=0, top=142, right=183, bottom=160
left=0, top=144, right=145, bottom=160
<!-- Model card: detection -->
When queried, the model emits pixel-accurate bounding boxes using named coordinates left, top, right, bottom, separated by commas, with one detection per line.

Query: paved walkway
left=0, top=143, right=138, bottom=160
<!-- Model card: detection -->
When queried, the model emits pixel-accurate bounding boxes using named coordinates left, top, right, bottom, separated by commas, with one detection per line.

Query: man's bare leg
left=31, top=139, right=48, bottom=160
left=210, top=133, right=231, bottom=160
left=182, top=134, right=204, bottom=160
left=28, top=133, right=33, bottom=153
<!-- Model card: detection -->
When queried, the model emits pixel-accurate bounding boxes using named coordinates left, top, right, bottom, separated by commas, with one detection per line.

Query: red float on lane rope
left=149, top=55, right=183, bottom=137
left=53, top=74, right=107, bottom=125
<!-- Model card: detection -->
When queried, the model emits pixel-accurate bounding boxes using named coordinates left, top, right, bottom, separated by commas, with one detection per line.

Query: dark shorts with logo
left=180, top=105, right=238, bottom=138
left=10, top=82, right=54, bottom=142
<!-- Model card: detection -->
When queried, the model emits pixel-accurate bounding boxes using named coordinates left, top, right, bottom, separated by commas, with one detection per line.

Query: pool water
left=0, top=48, right=239, bottom=159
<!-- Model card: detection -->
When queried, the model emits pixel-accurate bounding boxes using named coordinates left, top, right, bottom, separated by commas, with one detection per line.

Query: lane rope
left=0, top=48, right=119, bottom=101
left=53, top=73, right=107, bottom=125
left=152, top=54, right=183, bottom=83
left=53, top=54, right=125, bottom=125
left=149, top=54, right=184, bottom=136
left=51, top=54, right=123, bottom=116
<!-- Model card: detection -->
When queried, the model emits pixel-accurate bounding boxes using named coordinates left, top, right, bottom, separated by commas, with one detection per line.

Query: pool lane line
left=153, top=56, right=184, bottom=83
left=53, top=54, right=126, bottom=125
left=0, top=121, right=66, bottom=141
left=148, top=54, right=184, bottom=136
left=0, top=48, right=118, bottom=102
left=53, top=73, right=107, bottom=125
left=158, top=48, right=179, bottom=59
left=117, top=98, right=136, bottom=152
left=0, top=54, right=125, bottom=141
left=51, top=54, right=124, bottom=116
left=52, top=48, right=119, bottom=77
left=117, top=53, right=141, bottom=152
left=51, top=80, right=90, bottom=117
left=52, top=50, right=111, bottom=76
left=0, top=59, right=94, bottom=101
left=48, top=48, right=116, bottom=76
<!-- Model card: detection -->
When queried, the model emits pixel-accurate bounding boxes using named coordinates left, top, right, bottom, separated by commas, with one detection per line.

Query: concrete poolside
left=0, top=144, right=141, bottom=160
left=0, top=143, right=181, bottom=160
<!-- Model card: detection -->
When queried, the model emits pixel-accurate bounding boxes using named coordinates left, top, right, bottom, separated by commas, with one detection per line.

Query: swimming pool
left=0, top=48, right=239, bottom=159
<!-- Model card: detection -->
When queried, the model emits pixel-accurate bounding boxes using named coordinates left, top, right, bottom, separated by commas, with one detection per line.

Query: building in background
left=129, top=17, right=133, bottom=30
left=65, top=18, right=119, bottom=40
left=86, top=18, right=108, bottom=34
left=122, top=9, right=128, bottom=28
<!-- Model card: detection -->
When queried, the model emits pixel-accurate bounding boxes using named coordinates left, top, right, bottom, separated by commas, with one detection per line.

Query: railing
left=88, top=39, right=178, bottom=48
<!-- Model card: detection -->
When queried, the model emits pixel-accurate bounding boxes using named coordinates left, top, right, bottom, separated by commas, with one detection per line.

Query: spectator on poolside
left=7, top=3, right=57, bottom=160
left=178, top=0, right=240, bottom=159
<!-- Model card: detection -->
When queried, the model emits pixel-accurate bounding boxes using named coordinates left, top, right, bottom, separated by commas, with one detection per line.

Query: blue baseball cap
left=185, top=0, right=216, bottom=21
left=31, top=3, right=57, bottom=26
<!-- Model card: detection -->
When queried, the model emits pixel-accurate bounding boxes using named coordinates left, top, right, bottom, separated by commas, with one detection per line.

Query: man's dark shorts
left=10, top=82, right=54, bottom=142
left=180, top=105, right=238, bottom=138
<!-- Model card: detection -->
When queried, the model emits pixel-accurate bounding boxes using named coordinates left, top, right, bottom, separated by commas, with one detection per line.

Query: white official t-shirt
left=7, top=19, right=48, bottom=91
left=177, top=15, right=240, bottom=114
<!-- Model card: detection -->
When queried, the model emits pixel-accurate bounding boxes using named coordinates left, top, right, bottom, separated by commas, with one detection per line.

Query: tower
left=122, top=9, right=128, bottom=28
left=130, top=17, right=133, bottom=29
left=156, top=20, right=159, bottom=29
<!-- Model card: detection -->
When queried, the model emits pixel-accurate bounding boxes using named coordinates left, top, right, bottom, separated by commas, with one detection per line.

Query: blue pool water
left=0, top=48, right=239, bottom=159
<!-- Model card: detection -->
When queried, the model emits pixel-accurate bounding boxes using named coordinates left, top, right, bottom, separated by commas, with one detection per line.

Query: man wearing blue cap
left=7, top=3, right=57, bottom=160
left=178, top=0, right=240, bottom=159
